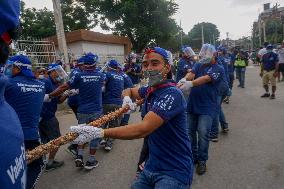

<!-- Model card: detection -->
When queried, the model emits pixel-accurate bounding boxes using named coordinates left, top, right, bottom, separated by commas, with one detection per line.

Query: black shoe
left=75, top=155, right=84, bottom=168
left=222, top=128, right=229, bottom=133
left=45, top=160, right=64, bottom=172
left=84, top=160, right=99, bottom=170
left=261, top=93, right=270, bottom=98
left=196, top=161, right=207, bottom=175
left=66, top=144, right=78, bottom=158
left=104, top=144, right=112, bottom=152
left=210, top=136, right=219, bottom=142
left=237, top=85, right=241, bottom=87
left=270, top=94, right=275, bottom=99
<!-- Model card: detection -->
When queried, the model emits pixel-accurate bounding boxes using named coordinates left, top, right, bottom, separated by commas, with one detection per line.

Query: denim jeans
left=188, top=114, right=213, bottom=162
left=102, top=104, right=122, bottom=146
left=77, top=112, right=102, bottom=149
left=120, top=114, right=130, bottom=126
left=132, top=169, right=190, bottom=189
left=229, top=73, right=234, bottom=89
left=211, top=96, right=228, bottom=138
left=235, top=67, right=246, bottom=87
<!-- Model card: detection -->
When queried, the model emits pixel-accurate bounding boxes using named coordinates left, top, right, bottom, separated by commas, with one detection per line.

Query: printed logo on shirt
left=17, top=83, right=45, bottom=93
left=155, top=94, right=175, bottom=111
left=6, top=144, right=26, bottom=188
left=81, top=75, right=101, bottom=82
left=113, top=74, right=124, bottom=81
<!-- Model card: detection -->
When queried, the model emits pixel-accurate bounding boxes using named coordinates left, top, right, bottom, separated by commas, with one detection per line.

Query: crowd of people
left=1, top=1, right=284, bottom=189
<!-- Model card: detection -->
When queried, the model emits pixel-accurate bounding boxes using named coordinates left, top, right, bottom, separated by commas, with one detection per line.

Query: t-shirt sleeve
left=150, top=89, right=184, bottom=122
left=138, top=87, right=148, bottom=98
left=191, top=63, right=200, bottom=74
left=206, top=66, right=222, bottom=82
left=68, top=73, right=79, bottom=89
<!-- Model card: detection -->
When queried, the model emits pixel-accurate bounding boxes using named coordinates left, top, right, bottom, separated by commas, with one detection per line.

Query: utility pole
left=258, top=19, right=262, bottom=47
left=263, top=21, right=267, bottom=42
left=201, top=23, right=204, bottom=45
left=52, top=0, right=70, bottom=72
left=226, top=32, right=229, bottom=47
left=180, top=20, right=183, bottom=48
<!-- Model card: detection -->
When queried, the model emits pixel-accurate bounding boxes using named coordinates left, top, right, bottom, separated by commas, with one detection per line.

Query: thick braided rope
left=26, top=100, right=143, bottom=164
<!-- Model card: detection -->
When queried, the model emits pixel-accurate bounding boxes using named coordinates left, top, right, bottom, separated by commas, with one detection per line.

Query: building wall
left=57, top=41, right=126, bottom=66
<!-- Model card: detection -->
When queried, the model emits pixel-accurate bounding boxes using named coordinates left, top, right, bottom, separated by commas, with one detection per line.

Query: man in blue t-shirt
left=260, top=44, right=279, bottom=99
left=39, top=63, right=68, bottom=171
left=102, top=60, right=125, bottom=151
left=4, top=55, right=46, bottom=189
left=176, top=46, right=196, bottom=82
left=123, top=53, right=141, bottom=85
left=48, top=53, right=106, bottom=170
left=210, top=46, right=230, bottom=142
left=0, top=2, right=27, bottom=186
left=178, top=44, right=224, bottom=175
left=70, top=47, right=193, bottom=189
left=119, top=64, right=134, bottom=126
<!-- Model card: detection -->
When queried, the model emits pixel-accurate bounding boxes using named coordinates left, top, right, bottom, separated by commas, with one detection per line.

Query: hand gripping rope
left=26, top=99, right=144, bottom=164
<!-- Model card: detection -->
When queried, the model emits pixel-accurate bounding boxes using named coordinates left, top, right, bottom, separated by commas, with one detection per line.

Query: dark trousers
left=25, top=140, right=44, bottom=189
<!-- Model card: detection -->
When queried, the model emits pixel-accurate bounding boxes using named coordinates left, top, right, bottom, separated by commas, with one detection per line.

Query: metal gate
left=14, top=39, right=57, bottom=67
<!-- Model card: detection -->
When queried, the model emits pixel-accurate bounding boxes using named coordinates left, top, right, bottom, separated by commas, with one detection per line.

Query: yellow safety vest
left=234, top=58, right=246, bottom=67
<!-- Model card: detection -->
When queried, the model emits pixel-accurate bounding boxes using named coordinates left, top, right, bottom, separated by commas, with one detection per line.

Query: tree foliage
left=187, top=22, right=220, bottom=49
left=20, top=0, right=182, bottom=52
left=20, top=2, right=56, bottom=38
left=96, top=0, right=180, bottom=52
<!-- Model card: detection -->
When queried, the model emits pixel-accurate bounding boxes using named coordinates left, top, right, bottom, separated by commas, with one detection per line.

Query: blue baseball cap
left=79, top=53, right=99, bottom=65
left=107, top=60, right=119, bottom=69
left=144, top=47, right=172, bottom=64
left=47, top=63, right=60, bottom=72
left=8, top=55, right=34, bottom=77
left=266, top=44, right=273, bottom=50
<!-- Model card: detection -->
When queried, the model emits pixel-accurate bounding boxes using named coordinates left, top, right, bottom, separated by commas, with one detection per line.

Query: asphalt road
left=36, top=65, right=284, bottom=189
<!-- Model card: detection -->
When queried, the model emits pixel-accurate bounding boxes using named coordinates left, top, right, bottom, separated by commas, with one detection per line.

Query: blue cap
left=217, top=45, right=227, bottom=54
left=79, top=53, right=99, bottom=65
left=0, top=0, right=20, bottom=35
left=107, top=60, right=119, bottom=69
left=144, top=47, right=171, bottom=64
left=47, top=63, right=60, bottom=72
left=8, top=55, right=35, bottom=77
left=266, top=44, right=273, bottom=50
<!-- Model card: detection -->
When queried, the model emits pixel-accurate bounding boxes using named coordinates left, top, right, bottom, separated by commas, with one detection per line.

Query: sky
left=23, top=0, right=284, bottom=40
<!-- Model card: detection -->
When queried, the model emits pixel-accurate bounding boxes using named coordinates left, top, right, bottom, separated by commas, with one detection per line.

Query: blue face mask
left=4, top=65, right=12, bottom=77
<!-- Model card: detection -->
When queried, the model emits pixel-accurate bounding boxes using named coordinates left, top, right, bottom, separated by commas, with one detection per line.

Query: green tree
left=20, top=2, right=56, bottom=38
left=96, top=0, right=179, bottom=52
left=188, top=22, right=220, bottom=49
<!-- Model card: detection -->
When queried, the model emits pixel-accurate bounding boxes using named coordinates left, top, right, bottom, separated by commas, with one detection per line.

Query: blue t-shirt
left=0, top=75, right=27, bottom=189
left=41, top=77, right=59, bottom=120
left=5, top=75, right=45, bottom=140
left=103, top=71, right=125, bottom=105
left=176, top=57, right=195, bottom=82
left=228, top=54, right=235, bottom=73
left=68, top=70, right=105, bottom=114
left=262, top=52, right=279, bottom=71
left=187, top=63, right=223, bottom=118
left=124, top=63, right=141, bottom=85
left=121, top=72, right=134, bottom=89
left=138, top=84, right=193, bottom=185
left=217, top=56, right=229, bottom=82
left=67, top=68, right=80, bottom=107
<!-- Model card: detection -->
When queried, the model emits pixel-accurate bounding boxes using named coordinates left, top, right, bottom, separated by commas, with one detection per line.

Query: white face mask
left=38, top=74, right=45, bottom=79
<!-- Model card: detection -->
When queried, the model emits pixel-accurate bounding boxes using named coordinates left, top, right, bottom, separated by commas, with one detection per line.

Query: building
left=46, top=29, right=132, bottom=65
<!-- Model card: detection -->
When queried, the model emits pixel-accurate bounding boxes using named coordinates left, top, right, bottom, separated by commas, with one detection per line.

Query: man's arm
left=104, top=111, right=164, bottom=140
left=49, top=82, right=70, bottom=97
left=191, top=75, right=212, bottom=86
left=122, top=86, right=142, bottom=100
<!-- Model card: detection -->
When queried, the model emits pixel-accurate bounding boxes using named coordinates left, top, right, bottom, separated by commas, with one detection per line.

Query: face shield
left=183, top=47, right=196, bottom=58
left=199, top=44, right=216, bottom=64
left=49, top=65, right=68, bottom=83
